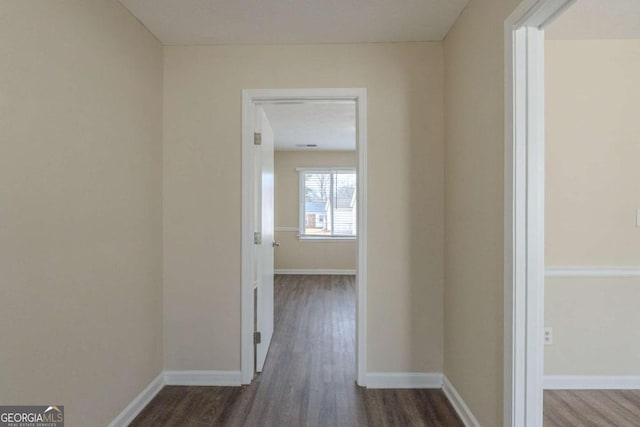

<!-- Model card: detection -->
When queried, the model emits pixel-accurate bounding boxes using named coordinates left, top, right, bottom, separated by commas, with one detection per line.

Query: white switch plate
left=637, top=208, right=640, bottom=228
left=544, top=327, right=553, bottom=345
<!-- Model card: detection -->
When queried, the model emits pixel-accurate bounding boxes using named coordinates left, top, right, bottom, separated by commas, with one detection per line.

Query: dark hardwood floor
left=131, top=275, right=464, bottom=426
left=544, top=390, right=640, bottom=427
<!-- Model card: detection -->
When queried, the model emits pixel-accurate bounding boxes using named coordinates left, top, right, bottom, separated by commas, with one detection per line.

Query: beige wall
left=545, top=277, right=640, bottom=375
left=443, top=0, right=520, bottom=425
left=545, top=40, right=640, bottom=266
left=545, top=39, right=640, bottom=375
left=0, top=1, right=163, bottom=426
left=274, top=151, right=357, bottom=271
left=163, top=43, right=445, bottom=373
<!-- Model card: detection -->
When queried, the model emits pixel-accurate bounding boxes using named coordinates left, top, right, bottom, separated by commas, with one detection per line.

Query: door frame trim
left=241, top=88, right=368, bottom=385
left=503, top=1, right=575, bottom=425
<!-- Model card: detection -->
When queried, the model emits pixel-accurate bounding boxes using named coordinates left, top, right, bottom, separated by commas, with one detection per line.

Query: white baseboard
left=109, top=370, right=243, bottom=426
left=544, top=375, right=640, bottom=390
left=107, top=372, right=164, bottom=427
left=365, top=372, right=442, bottom=389
left=274, top=269, right=356, bottom=275
left=164, top=370, right=242, bottom=386
left=442, top=376, right=481, bottom=427
left=107, top=370, right=485, bottom=426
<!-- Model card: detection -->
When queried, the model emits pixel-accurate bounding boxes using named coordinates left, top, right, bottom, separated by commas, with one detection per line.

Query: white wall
left=163, top=42, right=445, bottom=374
left=274, top=151, right=357, bottom=271
left=545, top=39, right=640, bottom=376
left=0, top=1, right=163, bottom=425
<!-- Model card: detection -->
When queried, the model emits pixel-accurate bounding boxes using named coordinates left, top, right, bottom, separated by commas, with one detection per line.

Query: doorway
left=240, top=88, right=368, bottom=386
left=542, top=2, right=640, bottom=425
left=504, top=1, right=576, bottom=426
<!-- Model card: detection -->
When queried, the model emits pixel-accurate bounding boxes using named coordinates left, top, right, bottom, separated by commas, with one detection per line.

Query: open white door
left=254, top=106, right=275, bottom=372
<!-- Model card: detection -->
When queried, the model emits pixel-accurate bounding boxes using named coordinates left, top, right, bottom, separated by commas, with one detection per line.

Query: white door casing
left=504, top=1, right=576, bottom=426
left=241, top=88, right=368, bottom=386
left=255, top=106, right=275, bottom=372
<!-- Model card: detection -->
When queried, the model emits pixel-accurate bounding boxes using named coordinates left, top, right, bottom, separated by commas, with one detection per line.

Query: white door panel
left=255, top=106, right=274, bottom=372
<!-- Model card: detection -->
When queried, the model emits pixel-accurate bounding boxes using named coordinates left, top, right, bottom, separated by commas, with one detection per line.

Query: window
left=298, top=168, right=357, bottom=239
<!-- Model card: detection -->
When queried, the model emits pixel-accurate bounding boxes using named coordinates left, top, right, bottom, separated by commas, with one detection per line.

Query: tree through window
left=299, top=169, right=357, bottom=238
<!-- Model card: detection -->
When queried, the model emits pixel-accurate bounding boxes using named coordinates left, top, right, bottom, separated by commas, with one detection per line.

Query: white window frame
left=297, top=167, right=357, bottom=240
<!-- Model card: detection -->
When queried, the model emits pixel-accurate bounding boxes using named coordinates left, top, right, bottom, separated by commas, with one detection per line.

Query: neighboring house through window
left=298, top=168, right=357, bottom=239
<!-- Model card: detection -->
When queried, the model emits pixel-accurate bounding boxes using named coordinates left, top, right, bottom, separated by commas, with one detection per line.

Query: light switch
left=637, top=209, right=640, bottom=228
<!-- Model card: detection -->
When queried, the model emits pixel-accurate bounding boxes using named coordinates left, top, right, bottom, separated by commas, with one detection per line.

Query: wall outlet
left=544, top=327, right=553, bottom=345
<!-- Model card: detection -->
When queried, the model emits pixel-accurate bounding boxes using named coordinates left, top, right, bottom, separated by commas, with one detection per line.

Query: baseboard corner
left=442, top=375, right=481, bottom=427
left=107, top=372, right=164, bottom=427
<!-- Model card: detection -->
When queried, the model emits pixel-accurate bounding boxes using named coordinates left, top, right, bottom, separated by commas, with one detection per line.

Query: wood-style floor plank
left=131, top=275, right=464, bottom=426
left=544, top=390, right=640, bottom=427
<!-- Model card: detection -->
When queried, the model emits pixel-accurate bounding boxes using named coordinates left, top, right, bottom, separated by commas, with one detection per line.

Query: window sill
left=298, top=236, right=357, bottom=242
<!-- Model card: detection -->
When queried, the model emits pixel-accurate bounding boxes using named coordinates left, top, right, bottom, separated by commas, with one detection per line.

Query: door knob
left=272, top=241, right=280, bottom=247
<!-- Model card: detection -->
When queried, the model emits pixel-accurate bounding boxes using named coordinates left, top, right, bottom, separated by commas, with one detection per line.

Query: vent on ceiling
left=295, top=144, right=318, bottom=148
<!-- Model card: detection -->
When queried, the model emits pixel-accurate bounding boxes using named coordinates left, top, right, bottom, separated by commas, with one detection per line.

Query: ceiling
left=119, top=0, right=469, bottom=45
left=262, top=102, right=355, bottom=151
left=546, top=0, right=640, bottom=39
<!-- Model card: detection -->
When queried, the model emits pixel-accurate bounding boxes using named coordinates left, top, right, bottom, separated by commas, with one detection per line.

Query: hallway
left=131, top=275, right=463, bottom=426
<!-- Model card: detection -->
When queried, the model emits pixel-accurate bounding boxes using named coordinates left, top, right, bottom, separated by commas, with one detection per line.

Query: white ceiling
left=546, top=0, right=640, bottom=39
left=262, top=102, right=355, bottom=151
left=119, top=0, right=469, bottom=45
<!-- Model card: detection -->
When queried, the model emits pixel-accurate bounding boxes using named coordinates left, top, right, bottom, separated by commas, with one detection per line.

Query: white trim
left=365, top=372, right=442, bottom=389
left=544, top=375, right=640, bottom=390
left=274, top=269, right=356, bottom=275
left=356, top=89, right=368, bottom=387
left=298, top=236, right=356, bottom=242
left=242, top=88, right=368, bottom=387
left=241, top=90, right=256, bottom=384
left=545, top=267, right=640, bottom=278
left=275, top=226, right=298, bottom=232
left=107, top=373, right=164, bottom=427
left=442, top=376, right=481, bottom=427
left=504, top=2, right=576, bottom=427
left=164, top=370, right=242, bottom=386
left=299, top=168, right=305, bottom=235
